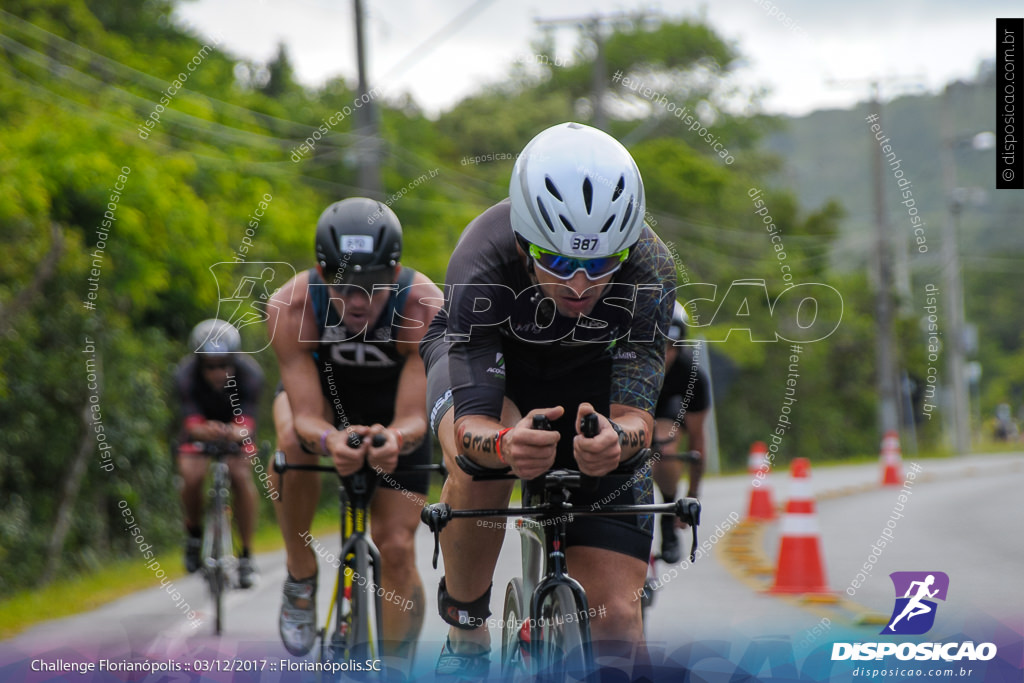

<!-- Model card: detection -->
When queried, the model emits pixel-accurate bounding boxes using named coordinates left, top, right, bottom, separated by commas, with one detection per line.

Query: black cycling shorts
left=275, top=382, right=432, bottom=496
left=424, top=341, right=654, bottom=562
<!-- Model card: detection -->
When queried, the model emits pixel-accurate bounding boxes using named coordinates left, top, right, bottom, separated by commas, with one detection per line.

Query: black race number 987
left=571, top=236, right=599, bottom=252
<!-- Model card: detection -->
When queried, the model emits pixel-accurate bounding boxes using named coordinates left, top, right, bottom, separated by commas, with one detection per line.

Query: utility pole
left=827, top=75, right=925, bottom=440
left=535, top=12, right=643, bottom=131
left=939, top=86, right=971, bottom=455
left=867, top=82, right=901, bottom=435
left=590, top=19, right=608, bottom=130
left=353, top=0, right=381, bottom=195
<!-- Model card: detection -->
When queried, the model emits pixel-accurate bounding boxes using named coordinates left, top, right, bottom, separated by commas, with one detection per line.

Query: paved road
left=3, top=452, right=1021, bottom=679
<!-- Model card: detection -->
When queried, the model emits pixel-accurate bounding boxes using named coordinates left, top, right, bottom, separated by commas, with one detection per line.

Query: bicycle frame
left=189, top=441, right=242, bottom=635
left=332, top=469, right=385, bottom=659
left=274, top=446, right=445, bottom=669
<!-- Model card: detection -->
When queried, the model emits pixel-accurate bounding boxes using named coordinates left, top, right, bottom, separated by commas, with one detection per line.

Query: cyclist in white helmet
left=174, top=319, right=264, bottom=587
left=421, top=122, right=676, bottom=677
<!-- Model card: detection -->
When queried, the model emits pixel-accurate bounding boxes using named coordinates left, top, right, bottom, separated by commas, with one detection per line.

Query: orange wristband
left=392, top=428, right=404, bottom=452
left=495, top=427, right=513, bottom=464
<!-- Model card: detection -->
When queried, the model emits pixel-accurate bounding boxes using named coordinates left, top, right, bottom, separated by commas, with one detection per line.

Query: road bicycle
left=420, top=414, right=701, bottom=679
left=274, top=432, right=445, bottom=678
left=189, top=439, right=269, bottom=635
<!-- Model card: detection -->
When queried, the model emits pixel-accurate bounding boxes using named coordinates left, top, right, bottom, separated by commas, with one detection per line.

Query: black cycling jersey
left=298, top=266, right=432, bottom=494
left=175, top=354, right=264, bottom=426
left=654, top=345, right=711, bottom=425
left=420, top=199, right=676, bottom=561
left=422, top=199, right=676, bottom=428
left=307, top=266, right=415, bottom=427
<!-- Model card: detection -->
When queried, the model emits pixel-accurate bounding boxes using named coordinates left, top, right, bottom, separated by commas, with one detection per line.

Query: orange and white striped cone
left=880, top=430, right=903, bottom=486
left=746, top=441, right=776, bottom=521
left=769, top=457, right=830, bottom=594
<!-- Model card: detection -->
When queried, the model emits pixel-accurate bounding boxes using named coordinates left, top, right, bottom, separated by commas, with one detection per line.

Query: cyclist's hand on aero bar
left=327, top=426, right=370, bottom=477
left=366, top=424, right=400, bottom=474
left=573, top=403, right=622, bottom=477
left=503, top=407, right=563, bottom=480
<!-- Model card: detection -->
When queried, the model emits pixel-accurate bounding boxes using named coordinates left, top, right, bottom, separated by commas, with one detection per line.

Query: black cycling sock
left=287, top=569, right=317, bottom=583
left=241, top=547, right=251, bottom=559
left=186, top=524, right=202, bottom=539
left=660, top=514, right=676, bottom=536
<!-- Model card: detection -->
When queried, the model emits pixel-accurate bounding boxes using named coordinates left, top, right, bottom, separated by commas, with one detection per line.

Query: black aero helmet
left=314, top=197, right=402, bottom=282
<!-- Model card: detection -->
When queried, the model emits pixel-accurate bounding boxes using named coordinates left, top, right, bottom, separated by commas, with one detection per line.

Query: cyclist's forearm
left=388, top=417, right=426, bottom=455
left=687, top=458, right=704, bottom=498
left=185, top=420, right=223, bottom=442
left=684, top=412, right=707, bottom=497
left=608, top=410, right=651, bottom=460
left=294, top=414, right=337, bottom=455
left=226, top=417, right=255, bottom=444
left=454, top=415, right=506, bottom=468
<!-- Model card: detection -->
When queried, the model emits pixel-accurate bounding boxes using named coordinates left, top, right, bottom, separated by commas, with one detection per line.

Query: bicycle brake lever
left=690, top=522, right=699, bottom=562
left=273, top=450, right=287, bottom=502
left=674, top=498, right=702, bottom=562
left=421, top=503, right=452, bottom=569
left=273, top=449, right=287, bottom=474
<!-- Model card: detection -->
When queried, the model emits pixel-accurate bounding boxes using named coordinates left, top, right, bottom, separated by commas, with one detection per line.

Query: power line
left=0, top=8, right=327, bottom=138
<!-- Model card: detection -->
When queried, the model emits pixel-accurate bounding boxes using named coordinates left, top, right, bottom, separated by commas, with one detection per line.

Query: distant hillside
left=766, top=64, right=1023, bottom=276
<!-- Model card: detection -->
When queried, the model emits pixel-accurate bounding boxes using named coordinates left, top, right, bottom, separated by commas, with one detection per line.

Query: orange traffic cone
left=746, top=441, right=776, bottom=521
left=880, top=430, right=903, bottom=486
left=769, top=458, right=830, bottom=594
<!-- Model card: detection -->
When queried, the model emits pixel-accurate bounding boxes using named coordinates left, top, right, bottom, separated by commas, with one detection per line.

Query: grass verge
left=0, top=511, right=339, bottom=641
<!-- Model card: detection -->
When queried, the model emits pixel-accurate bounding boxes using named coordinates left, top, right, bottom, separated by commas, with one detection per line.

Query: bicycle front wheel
left=347, top=543, right=376, bottom=661
left=536, top=585, right=589, bottom=680
left=208, top=501, right=224, bottom=635
left=501, top=578, right=528, bottom=678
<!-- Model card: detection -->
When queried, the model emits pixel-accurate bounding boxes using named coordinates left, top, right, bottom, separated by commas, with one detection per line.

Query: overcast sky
left=173, top=0, right=1012, bottom=117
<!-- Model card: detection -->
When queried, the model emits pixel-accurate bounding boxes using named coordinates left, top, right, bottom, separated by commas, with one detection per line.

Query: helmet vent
left=620, top=199, right=634, bottom=232
left=559, top=214, right=576, bottom=232
left=600, top=214, right=616, bottom=233
left=613, top=175, right=625, bottom=201
left=582, top=177, right=593, bottom=214
left=536, top=197, right=556, bottom=233
left=544, top=176, right=563, bottom=201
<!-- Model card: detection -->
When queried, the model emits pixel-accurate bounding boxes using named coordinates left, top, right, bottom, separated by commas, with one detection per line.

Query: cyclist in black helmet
left=174, top=319, right=264, bottom=587
left=266, top=198, right=443, bottom=661
left=651, top=303, right=710, bottom=563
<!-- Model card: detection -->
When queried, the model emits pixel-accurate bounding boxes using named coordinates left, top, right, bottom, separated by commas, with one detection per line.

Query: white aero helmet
left=510, top=122, right=646, bottom=260
left=189, top=318, right=241, bottom=354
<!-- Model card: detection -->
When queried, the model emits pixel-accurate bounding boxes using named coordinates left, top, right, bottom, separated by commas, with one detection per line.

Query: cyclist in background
left=266, top=198, right=442, bottom=660
left=174, top=319, right=264, bottom=587
left=651, top=303, right=710, bottom=563
left=420, top=122, right=676, bottom=677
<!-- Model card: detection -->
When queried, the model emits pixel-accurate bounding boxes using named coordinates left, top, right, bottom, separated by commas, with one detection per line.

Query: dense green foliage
left=0, top=2, right=1018, bottom=597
